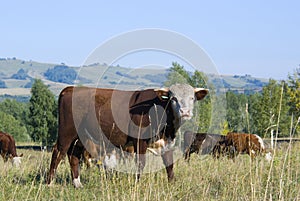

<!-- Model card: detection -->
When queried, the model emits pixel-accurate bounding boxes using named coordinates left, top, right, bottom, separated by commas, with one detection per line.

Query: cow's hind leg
left=161, top=150, right=174, bottom=182
left=47, top=143, right=67, bottom=185
left=1, top=153, right=9, bottom=162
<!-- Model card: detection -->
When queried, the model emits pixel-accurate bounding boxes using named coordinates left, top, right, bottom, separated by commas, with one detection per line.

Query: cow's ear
left=154, top=88, right=170, bottom=101
left=19, top=153, right=23, bottom=157
left=194, top=88, right=209, bottom=100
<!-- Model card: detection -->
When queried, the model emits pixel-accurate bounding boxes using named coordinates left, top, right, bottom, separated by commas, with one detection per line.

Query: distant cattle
left=0, top=131, right=23, bottom=167
left=212, top=132, right=272, bottom=160
left=47, top=84, right=208, bottom=187
left=183, top=131, right=226, bottom=161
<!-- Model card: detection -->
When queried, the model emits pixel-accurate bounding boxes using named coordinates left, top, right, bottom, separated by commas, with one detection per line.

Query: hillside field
left=0, top=58, right=269, bottom=96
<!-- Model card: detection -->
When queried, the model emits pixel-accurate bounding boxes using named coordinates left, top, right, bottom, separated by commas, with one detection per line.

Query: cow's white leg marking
left=73, top=176, right=83, bottom=188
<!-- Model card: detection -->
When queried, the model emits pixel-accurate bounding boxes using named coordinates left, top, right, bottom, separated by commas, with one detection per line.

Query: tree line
left=0, top=63, right=299, bottom=146
left=166, top=62, right=299, bottom=138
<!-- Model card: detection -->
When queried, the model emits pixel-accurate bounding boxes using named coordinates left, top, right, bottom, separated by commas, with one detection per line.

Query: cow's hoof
left=73, top=177, right=83, bottom=188
left=47, top=182, right=53, bottom=187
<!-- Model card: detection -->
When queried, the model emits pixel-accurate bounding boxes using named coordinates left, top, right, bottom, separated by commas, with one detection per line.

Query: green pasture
left=0, top=142, right=299, bottom=201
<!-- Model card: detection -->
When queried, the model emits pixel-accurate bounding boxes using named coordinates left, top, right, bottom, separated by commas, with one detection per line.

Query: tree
left=252, top=79, right=290, bottom=137
left=44, top=65, right=77, bottom=84
left=28, top=79, right=57, bottom=146
left=0, top=99, right=29, bottom=127
left=0, top=111, right=30, bottom=142
left=164, top=62, right=191, bottom=86
left=190, top=70, right=212, bottom=133
left=226, top=91, right=248, bottom=132
left=287, top=67, right=300, bottom=135
left=247, top=92, right=261, bottom=134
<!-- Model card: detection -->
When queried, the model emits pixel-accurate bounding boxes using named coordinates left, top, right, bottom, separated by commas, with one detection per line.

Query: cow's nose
left=180, top=108, right=190, bottom=117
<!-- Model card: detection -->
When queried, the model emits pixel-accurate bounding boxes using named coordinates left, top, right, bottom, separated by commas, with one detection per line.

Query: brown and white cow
left=0, top=131, right=23, bottom=167
left=212, top=132, right=271, bottom=160
left=183, top=131, right=226, bottom=161
left=47, top=84, right=208, bottom=187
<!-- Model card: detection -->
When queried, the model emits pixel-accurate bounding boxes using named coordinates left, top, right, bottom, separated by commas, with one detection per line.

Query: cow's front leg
left=184, top=148, right=191, bottom=162
left=161, top=150, right=174, bottom=182
left=69, top=155, right=82, bottom=188
left=68, top=143, right=84, bottom=188
left=134, top=139, right=147, bottom=181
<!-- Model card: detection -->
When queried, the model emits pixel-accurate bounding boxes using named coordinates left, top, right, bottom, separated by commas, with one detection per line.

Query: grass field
left=0, top=142, right=299, bottom=201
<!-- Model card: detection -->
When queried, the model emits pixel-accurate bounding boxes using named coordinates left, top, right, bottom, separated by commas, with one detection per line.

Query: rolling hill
left=0, top=57, right=269, bottom=97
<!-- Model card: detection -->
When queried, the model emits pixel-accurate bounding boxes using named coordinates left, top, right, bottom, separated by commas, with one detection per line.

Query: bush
left=11, top=68, right=28, bottom=80
left=44, top=65, right=77, bottom=84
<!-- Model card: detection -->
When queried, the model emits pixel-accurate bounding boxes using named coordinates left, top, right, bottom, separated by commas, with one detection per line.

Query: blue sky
left=1, top=1, right=299, bottom=79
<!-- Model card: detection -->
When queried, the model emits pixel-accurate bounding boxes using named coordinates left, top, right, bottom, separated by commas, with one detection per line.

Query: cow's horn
left=154, top=87, right=169, bottom=92
left=194, top=88, right=209, bottom=93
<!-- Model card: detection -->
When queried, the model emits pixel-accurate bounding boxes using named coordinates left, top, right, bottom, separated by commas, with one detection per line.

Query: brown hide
left=213, top=132, right=265, bottom=159
left=0, top=131, right=18, bottom=162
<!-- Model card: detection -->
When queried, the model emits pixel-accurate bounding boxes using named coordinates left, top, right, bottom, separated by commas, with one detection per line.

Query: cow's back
left=226, top=132, right=265, bottom=155
left=0, top=132, right=17, bottom=158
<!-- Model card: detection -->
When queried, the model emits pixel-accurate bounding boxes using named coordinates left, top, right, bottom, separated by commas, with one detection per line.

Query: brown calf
left=0, top=131, right=23, bottom=167
left=212, top=132, right=271, bottom=160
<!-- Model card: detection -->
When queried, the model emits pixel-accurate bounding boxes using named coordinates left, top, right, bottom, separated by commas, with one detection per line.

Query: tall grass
left=0, top=142, right=299, bottom=201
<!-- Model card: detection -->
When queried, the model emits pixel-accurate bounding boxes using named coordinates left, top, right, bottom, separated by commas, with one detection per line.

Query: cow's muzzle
left=180, top=108, right=192, bottom=120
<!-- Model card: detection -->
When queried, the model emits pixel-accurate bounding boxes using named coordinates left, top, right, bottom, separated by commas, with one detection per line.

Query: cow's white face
left=12, top=156, right=22, bottom=168
left=168, top=84, right=208, bottom=121
left=169, top=84, right=195, bottom=121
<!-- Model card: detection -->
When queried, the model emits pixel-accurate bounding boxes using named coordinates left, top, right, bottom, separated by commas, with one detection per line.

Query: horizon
left=0, top=57, right=273, bottom=83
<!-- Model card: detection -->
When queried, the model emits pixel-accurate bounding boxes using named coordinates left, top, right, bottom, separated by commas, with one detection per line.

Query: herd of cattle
left=0, top=84, right=272, bottom=188
left=183, top=131, right=272, bottom=161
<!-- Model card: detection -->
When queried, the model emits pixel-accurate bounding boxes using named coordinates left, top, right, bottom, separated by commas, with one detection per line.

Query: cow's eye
left=172, top=97, right=178, bottom=102
left=190, top=97, right=195, bottom=101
